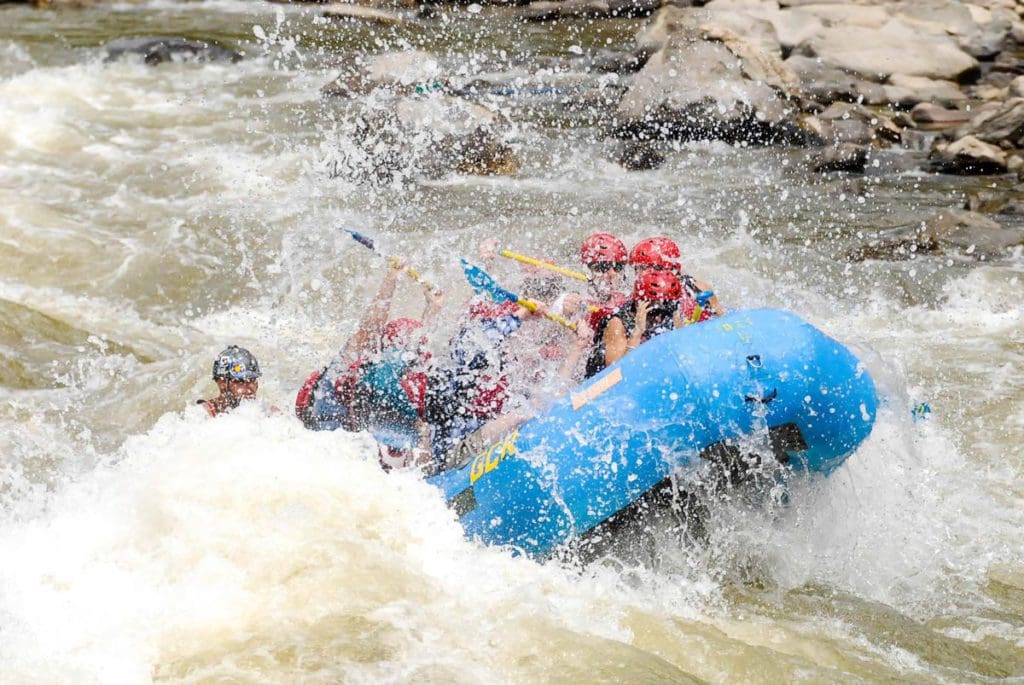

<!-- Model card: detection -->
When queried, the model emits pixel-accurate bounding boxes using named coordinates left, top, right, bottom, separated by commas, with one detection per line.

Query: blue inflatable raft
left=427, top=308, right=877, bottom=557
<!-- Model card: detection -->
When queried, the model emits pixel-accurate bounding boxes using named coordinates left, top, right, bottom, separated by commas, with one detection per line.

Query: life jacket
left=296, top=353, right=428, bottom=450
left=586, top=291, right=628, bottom=331
left=584, top=299, right=679, bottom=378
left=294, top=368, right=324, bottom=427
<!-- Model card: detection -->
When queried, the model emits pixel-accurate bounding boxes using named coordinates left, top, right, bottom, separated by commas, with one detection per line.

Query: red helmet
left=382, top=318, right=424, bottom=348
left=580, top=232, right=628, bottom=265
left=629, top=237, right=681, bottom=271
left=633, top=269, right=682, bottom=303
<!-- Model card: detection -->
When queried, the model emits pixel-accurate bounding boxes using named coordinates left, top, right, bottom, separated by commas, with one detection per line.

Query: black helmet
left=212, top=345, right=261, bottom=382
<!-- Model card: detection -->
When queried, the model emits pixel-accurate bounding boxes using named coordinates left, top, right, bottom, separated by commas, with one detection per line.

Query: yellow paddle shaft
left=499, top=250, right=589, bottom=282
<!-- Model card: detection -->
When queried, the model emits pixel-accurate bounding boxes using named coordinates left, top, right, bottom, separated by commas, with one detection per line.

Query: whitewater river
left=1, top=1, right=1022, bottom=682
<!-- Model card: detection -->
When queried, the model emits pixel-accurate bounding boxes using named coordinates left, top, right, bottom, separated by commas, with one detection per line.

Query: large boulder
left=614, top=6, right=807, bottom=144
left=784, top=55, right=888, bottom=105
left=798, top=18, right=980, bottom=82
left=891, top=0, right=1014, bottom=59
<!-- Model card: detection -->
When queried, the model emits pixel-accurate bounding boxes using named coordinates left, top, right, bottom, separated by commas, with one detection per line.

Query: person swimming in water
left=198, top=345, right=264, bottom=417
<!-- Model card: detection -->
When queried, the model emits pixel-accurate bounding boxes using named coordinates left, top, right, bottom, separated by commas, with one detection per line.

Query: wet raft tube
left=427, top=309, right=877, bottom=557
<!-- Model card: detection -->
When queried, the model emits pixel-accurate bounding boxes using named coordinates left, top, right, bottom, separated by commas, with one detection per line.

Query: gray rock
left=104, top=37, right=242, bottom=65
left=614, top=6, right=806, bottom=144
left=927, top=135, right=1008, bottom=174
left=992, top=51, right=1024, bottom=74
left=884, top=74, right=966, bottom=107
left=910, top=102, right=971, bottom=125
left=969, top=97, right=1024, bottom=147
left=800, top=19, right=980, bottom=82
left=784, top=55, right=889, bottom=105
left=811, top=143, right=868, bottom=173
left=1009, top=75, right=1024, bottom=98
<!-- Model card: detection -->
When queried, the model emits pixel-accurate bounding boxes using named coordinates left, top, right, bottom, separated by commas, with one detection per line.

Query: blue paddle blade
left=345, top=228, right=375, bottom=251
left=460, top=259, right=517, bottom=303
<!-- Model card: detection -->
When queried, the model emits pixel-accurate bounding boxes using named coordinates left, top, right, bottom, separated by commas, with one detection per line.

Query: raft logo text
left=469, top=429, right=519, bottom=484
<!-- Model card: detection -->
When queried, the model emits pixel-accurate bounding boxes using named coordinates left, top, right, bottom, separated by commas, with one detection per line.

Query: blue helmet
left=212, top=345, right=261, bottom=382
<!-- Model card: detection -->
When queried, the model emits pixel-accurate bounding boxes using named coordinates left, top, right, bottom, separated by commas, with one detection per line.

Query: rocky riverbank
left=313, top=0, right=1024, bottom=258
left=20, top=0, right=1024, bottom=259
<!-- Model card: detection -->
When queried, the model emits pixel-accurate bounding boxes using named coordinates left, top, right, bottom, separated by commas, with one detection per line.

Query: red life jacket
left=468, top=373, right=509, bottom=420
left=586, top=292, right=628, bottom=331
left=294, top=368, right=323, bottom=424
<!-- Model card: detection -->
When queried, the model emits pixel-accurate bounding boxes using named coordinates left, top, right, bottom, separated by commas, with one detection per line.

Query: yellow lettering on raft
left=469, top=429, right=520, bottom=484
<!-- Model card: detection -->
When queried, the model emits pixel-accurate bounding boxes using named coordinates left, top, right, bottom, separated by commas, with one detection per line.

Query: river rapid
left=1, top=2, right=1022, bottom=682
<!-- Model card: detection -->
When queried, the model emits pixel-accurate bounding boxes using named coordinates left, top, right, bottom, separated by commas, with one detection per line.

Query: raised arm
left=342, top=258, right=405, bottom=361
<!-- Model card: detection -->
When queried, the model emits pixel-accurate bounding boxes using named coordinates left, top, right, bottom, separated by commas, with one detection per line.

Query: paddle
left=460, top=259, right=577, bottom=331
left=498, top=249, right=590, bottom=282
left=688, top=291, right=715, bottom=324
left=345, top=228, right=440, bottom=293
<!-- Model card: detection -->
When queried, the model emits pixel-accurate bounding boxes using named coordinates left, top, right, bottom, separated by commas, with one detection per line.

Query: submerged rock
left=616, top=140, right=667, bottom=170
left=329, top=93, right=520, bottom=183
left=810, top=143, right=867, bottom=173
left=613, top=6, right=807, bottom=145
left=920, top=208, right=1024, bottom=255
left=104, top=37, right=242, bottom=65
left=844, top=208, right=1022, bottom=261
left=521, top=0, right=660, bottom=22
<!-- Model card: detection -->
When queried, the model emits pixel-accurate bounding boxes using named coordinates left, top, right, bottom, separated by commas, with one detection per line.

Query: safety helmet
left=580, top=232, right=628, bottom=266
left=629, top=237, right=681, bottom=272
left=212, top=345, right=261, bottom=382
left=382, top=318, right=425, bottom=349
left=633, top=269, right=683, bottom=303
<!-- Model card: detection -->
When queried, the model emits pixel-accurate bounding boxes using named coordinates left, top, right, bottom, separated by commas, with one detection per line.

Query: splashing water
left=1, top=2, right=1022, bottom=682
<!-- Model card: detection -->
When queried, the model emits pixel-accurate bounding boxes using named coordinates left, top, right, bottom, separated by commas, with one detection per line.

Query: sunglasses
left=588, top=261, right=626, bottom=273
left=646, top=301, right=679, bottom=318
